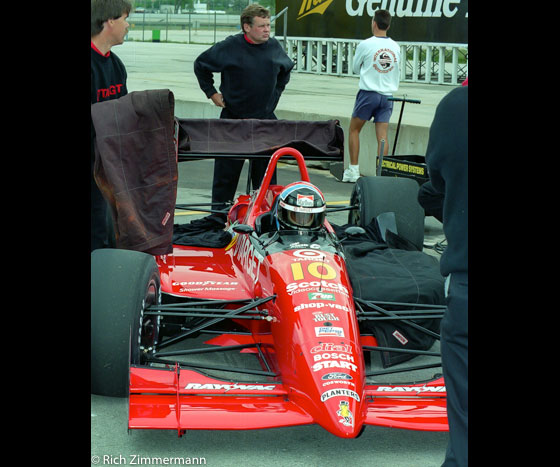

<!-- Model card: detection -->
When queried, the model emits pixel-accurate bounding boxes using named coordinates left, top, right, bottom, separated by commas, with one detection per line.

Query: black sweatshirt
left=193, top=33, right=294, bottom=119
left=425, top=86, right=468, bottom=277
left=91, top=43, right=128, bottom=162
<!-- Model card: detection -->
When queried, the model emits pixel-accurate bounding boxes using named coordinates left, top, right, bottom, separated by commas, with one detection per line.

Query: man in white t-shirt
left=342, top=10, right=400, bottom=183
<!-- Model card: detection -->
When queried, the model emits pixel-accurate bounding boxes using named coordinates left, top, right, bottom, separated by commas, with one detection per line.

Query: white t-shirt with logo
left=352, top=36, right=400, bottom=96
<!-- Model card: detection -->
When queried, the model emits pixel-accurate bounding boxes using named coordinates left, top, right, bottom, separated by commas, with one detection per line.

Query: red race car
left=91, top=119, right=447, bottom=439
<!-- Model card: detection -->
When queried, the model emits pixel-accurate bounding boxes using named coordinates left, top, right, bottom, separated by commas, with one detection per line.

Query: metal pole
left=377, top=139, right=385, bottom=176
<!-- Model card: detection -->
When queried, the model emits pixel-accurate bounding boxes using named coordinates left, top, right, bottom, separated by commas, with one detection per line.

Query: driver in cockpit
left=273, top=182, right=327, bottom=231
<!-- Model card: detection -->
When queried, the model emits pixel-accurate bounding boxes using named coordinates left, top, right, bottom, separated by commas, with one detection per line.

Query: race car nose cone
left=318, top=397, right=365, bottom=438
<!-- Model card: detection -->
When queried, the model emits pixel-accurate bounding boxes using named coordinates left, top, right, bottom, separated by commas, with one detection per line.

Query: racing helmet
left=276, top=182, right=326, bottom=230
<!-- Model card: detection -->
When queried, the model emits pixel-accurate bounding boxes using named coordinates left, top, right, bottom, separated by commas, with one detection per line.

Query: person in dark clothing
left=417, top=180, right=444, bottom=222
left=90, top=0, right=131, bottom=251
left=425, top=85, right=468, bottom=466
left=193, top=3, right=294, bottom=218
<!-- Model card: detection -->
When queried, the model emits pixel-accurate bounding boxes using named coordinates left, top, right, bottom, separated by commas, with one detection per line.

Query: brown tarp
left=91, top=89, right=178, bottom=255
left=177, top=118, right=344, bottom=160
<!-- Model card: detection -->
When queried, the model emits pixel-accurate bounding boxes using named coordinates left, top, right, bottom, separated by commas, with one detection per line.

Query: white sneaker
left=341, top=167, right=360, bottom=183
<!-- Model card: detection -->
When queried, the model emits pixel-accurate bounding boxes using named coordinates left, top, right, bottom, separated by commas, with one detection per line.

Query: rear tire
left=91, top=249, right=160, bottom=397
left=348, top=176, right=425, bottom=250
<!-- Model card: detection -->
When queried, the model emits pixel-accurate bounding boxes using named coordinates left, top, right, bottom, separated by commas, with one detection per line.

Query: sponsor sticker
left=308, top=292, right=335, bottom=301
left=293, top=302, right=349, bottom=313
left=315, top=326, right=344, bottom=337
left=321, top=389, right=360, bottom=402
left=321, top=372, right=353, bottom=381
left=311, top=343, right=352, bottom=354
left=312, top=360, right=357, bottom=372
left=312, top=311, right=339, bottom=322
left=392, top=330, right=409, bottom=345
left=336, top=400, right=354, bottom=427
left=185, top=383, right=276, bottom=392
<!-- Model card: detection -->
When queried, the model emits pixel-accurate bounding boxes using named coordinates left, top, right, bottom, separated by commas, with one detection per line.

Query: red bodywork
left=128, top=148, right=447, bottom=437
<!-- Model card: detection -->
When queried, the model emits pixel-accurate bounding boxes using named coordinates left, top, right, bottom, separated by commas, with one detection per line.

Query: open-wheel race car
left=91, top=108, right=447, bottom=439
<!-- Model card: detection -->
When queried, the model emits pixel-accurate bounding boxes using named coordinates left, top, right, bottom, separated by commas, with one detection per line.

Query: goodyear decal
left=297, top=0, right=335, bottom=20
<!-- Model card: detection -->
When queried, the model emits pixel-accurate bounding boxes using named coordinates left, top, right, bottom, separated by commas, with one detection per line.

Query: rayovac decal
left=185, top=383, right=276, bottom=392
left=321, top=389, right=360, bottom=402
left=376, top=385, right=446, bottom=394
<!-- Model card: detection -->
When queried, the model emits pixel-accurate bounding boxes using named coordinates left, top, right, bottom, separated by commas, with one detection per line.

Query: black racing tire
left=91, top=249, right=160, bottom=397
left=348, top=176, right=425, bottom=250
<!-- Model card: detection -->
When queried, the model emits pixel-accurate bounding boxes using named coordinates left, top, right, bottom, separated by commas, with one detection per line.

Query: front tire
left=91, top=249, right=160, bottom=397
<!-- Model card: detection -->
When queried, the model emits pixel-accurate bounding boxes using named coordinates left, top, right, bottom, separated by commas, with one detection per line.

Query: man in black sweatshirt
left=193, top=4, right=294, bottom=218
left=425, top=85, right=468, bottom=466
left=90, top=0, right=131, bottom=251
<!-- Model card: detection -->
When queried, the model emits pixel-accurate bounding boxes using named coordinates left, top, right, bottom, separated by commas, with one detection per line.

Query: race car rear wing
left=176, top=118, right=344, bottom=162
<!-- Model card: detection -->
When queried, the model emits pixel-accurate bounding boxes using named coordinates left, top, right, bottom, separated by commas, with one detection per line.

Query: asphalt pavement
left=92, top=39, right=449, bottom=466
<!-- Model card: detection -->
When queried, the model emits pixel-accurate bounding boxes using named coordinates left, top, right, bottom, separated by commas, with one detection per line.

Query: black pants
left=211, top=109, right=277, bottom=215
left=441, top=273, right=468, bottom=466
left=91, top=171, right=108, bottom=251
left=418, top=180, right=444, bottom=222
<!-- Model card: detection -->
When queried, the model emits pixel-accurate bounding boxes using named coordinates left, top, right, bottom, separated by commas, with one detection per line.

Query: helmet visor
left=279, top=200, right=325, bottom=230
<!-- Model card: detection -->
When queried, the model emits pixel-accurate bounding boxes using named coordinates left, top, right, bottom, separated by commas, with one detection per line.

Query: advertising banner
left=276, top=0, right=468, bottom=43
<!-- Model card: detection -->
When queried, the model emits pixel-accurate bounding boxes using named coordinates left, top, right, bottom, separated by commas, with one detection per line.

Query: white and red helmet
left=275, top=182, right=326, bottom=230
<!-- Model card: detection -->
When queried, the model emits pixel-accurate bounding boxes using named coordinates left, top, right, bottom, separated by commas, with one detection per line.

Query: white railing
left=281, top=37, right=468, bottom=86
